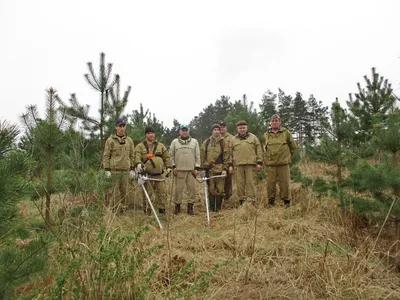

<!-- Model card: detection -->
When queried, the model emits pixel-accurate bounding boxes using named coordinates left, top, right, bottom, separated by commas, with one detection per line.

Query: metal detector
left=196, top=174, right=226, bottom=227
left=137, top=173, right=165, bottom=231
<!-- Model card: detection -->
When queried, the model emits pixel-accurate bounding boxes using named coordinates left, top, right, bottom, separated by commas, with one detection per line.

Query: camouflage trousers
left=142, top=174, right=167, bottom=210
left=266, top=164, right=291, bottom=202
left=235, top=165, right=256, bottom=202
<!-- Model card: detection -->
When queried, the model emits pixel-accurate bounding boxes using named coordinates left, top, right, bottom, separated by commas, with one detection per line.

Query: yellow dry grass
left=16, top=163, right=400, bottom=300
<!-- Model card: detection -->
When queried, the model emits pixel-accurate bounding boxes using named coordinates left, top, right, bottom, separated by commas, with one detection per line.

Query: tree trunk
left=45, top=149, right=52, bottom=228
left=393, top=150, right=399, bottom=199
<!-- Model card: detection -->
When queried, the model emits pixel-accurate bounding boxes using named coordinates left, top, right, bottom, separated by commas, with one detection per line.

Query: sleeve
left=200, top=141, right=206, bottom=169
left=134, top=143, right=143, bottom=167
left=287, top=130, right=297, bottom=155
left=223, top=139, right=230, bottom=170
left=162, top=144, right=173, bottom=168
left=255, top=135, right=263, bottom=165
left=194, top=140, right=201, bottom=169
left=129, top=139, right=135, bottom=170
left=102, top=139, right=111, bottom=170
left=169, top=140, right=176, bottom=167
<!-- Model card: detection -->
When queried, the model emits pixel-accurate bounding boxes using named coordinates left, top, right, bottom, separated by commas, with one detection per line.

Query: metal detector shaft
left=203, top=180, right=210, bottom=227
left=199, top=174, right=226, bottom=227
left=138, top=174, right=165, bottom=231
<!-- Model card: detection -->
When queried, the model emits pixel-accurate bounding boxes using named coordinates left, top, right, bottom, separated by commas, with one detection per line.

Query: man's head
left=236, top=120, right=248, bottom=136
left=179, top=124, right=190, bottom=138
left=145, top=126, right=155, bottom=142
left=115, top=118, right=126, bottom=136
left=211, top=124, right=221, bottom=138
left=219, top=121, right=227, bottom=135
left=270, top=114, right=281, bottom=130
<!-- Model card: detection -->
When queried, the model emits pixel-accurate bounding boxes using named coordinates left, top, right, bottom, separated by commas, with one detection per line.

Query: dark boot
left=158, top=208, right=166, bottom=214
left=174, top=203, right=181, bottom=215
left=268, top=199, right=275, bottom=208
left=283, top=200, right=291, bottom=208
left=187, top=203, right=194, bottom=215
left=239, top=200, right=245, bottom=206
left=215, top=196, right=223, bottom=212
left=208, top=195, right=216, bottom=212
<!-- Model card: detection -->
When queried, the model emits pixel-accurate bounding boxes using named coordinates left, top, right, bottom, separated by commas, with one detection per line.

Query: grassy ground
left=12, top=164, right=400, bottom=299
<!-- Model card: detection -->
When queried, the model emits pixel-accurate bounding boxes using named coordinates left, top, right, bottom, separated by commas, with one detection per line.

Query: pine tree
left=305, top=94, right=329, bottom=145
left=259, top=90, right=277, bottom=127
left=292, top=92, right=308, bottom=144
left=347, top=67, right=397, bottom=142
left=308, top=99, right=354, bottom=184
left=277, top=88, right=293, bottom=129
left=63, top=53, right=119, bottom=154
left=20, top=88, right=68, bottom=228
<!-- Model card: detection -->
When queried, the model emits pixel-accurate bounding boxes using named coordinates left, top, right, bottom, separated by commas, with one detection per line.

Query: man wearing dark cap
left=219, top=121, right=234, bottom=201
left=263, top=114, right=297, bottom=208
left=231, top=120, right=263, bottom=206
left=102, top=118, right=136, bottom=212
left=200, top=124, right=231, bottom=212
left=169, top=124, right=201, bottom=215
left=134, top=126, right=172, bottom=215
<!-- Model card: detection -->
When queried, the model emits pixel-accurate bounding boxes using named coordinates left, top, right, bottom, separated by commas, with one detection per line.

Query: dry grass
left=16, top=165, right=400, bottom=300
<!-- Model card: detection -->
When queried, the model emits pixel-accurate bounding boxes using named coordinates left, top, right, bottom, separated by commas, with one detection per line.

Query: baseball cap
left=115, top=118, right=126, bottom=126
left=180, top=124, right=190, bottom=130
left=219, top=121, right=227, bottom=126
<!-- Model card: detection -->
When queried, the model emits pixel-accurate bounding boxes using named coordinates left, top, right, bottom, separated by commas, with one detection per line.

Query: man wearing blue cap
left=169, top=124, right=201, bottom=215
left=102, top=118, right=136, bottom=212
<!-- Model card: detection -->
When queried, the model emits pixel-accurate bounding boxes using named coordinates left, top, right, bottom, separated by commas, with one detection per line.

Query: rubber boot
left=209, top=195, right=216, bottom=212
left=215, top=196, right=223, bottom=212
left=174, top=203, right=181, bottom=215
left=284, top=200, right=291, bottom=208
left=187, top=203, right=194, bottom=215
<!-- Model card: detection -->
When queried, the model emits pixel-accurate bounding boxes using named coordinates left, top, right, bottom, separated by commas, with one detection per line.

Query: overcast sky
left=1, top=0, right=399, bottom=129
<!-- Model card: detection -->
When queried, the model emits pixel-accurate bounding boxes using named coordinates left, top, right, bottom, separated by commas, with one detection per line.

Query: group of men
left=102, top=114, right=297, bottom=215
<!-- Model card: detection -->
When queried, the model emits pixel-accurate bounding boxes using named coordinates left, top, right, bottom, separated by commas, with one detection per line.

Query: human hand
left=166, top=168, right=172, bottom=177
left=256, top=164, right=263, bottom=172
left=136, top=163, right=145, bottom=174
left=200, top=170, right=206, bottom=178
left=228, top=166, right=233, bottom=174
left=129, top=170, right=136, bottom=180
left=173, top=167, right=178, bottom=176
left=192, top=169, right=199, bottom=177
left=221, top=170, right=227, bottom=176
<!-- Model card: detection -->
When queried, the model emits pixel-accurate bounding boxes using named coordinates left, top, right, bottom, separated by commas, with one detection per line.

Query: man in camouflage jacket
left=102, top=118, right=136, bottom=212
left=263, top=114, right=297, bottom=208
left=231, top=120, right=263, bottom=205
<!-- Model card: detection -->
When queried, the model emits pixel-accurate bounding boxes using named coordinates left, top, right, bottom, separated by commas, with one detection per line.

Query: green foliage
left=48, top=226, right=164, bottom=299
left=347, top=67, right=397, bottom=142
left=225, top=94, right=265, bottom=137
left=0, top=235, right=49, bottom=299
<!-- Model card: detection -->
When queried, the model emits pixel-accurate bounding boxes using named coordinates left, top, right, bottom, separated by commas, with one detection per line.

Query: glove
left=200, top=170, right=206, bottom=178
left=221, top=170, right=227, bottom=176
left=129, top=170, right=136, bottom=180
left=136, top=163, right=145, bottom=174
left=166, top=168, right=172, bottom=176
left=104, top=171, right=111, bottom=179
